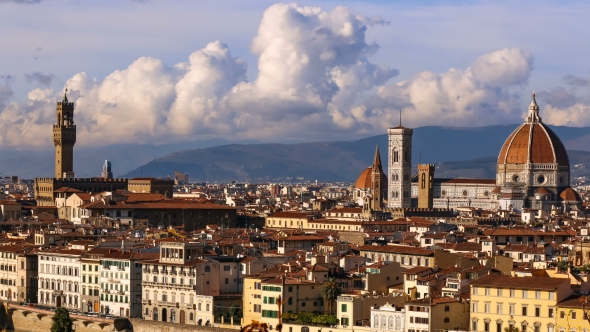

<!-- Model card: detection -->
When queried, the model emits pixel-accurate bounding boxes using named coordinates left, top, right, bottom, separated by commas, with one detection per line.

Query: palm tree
left=320, top=277, right=342, bottom=314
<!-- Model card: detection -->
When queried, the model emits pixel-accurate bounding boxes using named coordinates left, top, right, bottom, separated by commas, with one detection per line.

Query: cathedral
left=354, top=93, right=582, bottom=214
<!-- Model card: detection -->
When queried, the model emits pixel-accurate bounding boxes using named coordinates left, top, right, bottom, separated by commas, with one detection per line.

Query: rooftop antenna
left=399, top=109, right=402, bottom=127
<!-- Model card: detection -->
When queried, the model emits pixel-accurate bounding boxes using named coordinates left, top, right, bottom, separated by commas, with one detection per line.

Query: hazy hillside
left=3, top=124, right=590, bottom=180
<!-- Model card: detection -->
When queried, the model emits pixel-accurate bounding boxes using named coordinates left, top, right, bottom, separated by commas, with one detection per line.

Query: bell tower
left=388, top=111, right=413, bottom=208
left=53, top=90, right=76, bottom=179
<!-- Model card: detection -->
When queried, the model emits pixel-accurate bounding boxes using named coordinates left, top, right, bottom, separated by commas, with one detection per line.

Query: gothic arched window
left=393, top=148, right=399, bottom=163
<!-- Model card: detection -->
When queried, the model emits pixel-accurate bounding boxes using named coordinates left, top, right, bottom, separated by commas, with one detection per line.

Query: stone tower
left=388, top=119, right=413, bottom=208
left=53, top=90, right=76, bottom=179
left=102, top=160, right=113, bottom=179
left=370, top=144, right=384, bottom=212
left=417, top=164, right=434, bottom=209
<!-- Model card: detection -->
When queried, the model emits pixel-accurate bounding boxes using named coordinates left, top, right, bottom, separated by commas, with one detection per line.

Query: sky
left=0, top=0, right=589, bottom=149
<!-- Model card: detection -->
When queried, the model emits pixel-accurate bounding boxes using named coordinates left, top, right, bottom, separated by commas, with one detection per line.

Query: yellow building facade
left=556, top=294, right=590, bottom=332
left=470, top=275, right=572, bottom=332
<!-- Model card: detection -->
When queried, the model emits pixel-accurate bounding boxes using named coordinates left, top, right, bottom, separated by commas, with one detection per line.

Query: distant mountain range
left=123, top=125, right=590, bottom=182
left=3, top=124, right=590, bottom=182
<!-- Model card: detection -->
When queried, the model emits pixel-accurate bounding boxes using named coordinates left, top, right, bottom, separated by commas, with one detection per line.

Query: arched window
left=421, top=173, right=426, bottom=189
left=388, top=316, right=394, bottom=328
left=301, top=327, right=310, bottom=332
left=189, top=312, right=194, bottom=321
left=393, top=148, right=399, bottom=163
left=373, top=315, right=379, bottom=328
left=170, top=309, right=176, bottom=323
left=395, top=316, right=401, bottom=329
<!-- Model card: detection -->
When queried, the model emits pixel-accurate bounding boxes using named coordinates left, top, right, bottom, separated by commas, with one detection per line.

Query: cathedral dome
left=498, top=94, right=569, bottom=166
left=355, top=167, right=373, bottom=189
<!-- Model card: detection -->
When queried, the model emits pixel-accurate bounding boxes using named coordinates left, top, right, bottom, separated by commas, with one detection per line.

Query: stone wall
left=0, top=302, right=242, bottom=332
left=0, top=302, right=127, bottom=332
left=128, top=318, right=239, bottom=332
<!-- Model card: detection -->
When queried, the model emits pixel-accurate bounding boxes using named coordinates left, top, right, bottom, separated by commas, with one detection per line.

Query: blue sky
left=1, top=0, right=589, bottom=147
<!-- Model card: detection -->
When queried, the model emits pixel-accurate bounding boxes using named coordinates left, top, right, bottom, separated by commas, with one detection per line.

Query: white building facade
left=37, top=249, right=82, bottom=310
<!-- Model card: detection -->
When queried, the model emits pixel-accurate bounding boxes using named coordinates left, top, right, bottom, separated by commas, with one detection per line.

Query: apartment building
left=81, top=249, right=108, bottom=313
left=142, top=240, right=213, bottom=324
left=556, top=294, right=590, bottom=332
left=370, top=303, right=405, bottom=332
left=470, top=275, right=572, bottom=332
left=403, top=297, right=470, bottom=332
left=0, top=245, right=37, bottom=303
left=99, top=250, right=153, bottom=317
left=357, top=245, right=435, bottom=268
left=37, top=249, right=83, bottom=310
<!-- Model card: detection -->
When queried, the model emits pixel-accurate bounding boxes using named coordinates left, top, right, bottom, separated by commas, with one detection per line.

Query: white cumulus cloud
left=0, top=4, right=544, bottom=148
left=354, top=48, right=535, bottom=132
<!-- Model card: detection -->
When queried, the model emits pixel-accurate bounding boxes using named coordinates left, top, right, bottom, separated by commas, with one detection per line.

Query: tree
left=557, top=260, right=569, bottom=273
left=51, top=307, right=73, bottom=332
left=320, top=277, right=342, bottom=314
left=504, top=326, right=520, bottom=332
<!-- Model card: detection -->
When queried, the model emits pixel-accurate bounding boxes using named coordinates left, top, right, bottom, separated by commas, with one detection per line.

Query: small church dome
left=355, top=167, right=373, bottom=189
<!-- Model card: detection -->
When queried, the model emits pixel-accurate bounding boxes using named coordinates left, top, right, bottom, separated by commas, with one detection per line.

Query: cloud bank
left=2, top=3, right=577, bottom=149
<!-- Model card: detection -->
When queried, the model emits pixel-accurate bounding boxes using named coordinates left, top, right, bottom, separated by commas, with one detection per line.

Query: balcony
left=107, top=278, right=121, bottom=284
left=151, top=269, right=159, bottom=274
left=169, top=270, right=177, bottom=276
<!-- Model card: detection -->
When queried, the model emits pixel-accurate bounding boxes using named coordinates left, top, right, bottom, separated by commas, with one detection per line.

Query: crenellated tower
left=53, top=90, right=76, bottom=179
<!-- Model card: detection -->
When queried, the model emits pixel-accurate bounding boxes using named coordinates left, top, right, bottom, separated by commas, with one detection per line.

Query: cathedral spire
left=526, top=91, right=541, bottom=124
left=373, top=144, right=382, bottom=170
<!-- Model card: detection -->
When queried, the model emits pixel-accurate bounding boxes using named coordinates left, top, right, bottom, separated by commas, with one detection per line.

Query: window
left=549, top=308, right=554, bottom=317
left=497, top=303, right=502, bottom=314
left=444, top=317, right=449, bottom=323
left=561, top=311, right=565, bottom=319
left=472, top=321, right=478, bottom=331
left=485, top=322, right=490, bottom=332
left=473, top=287, right=478, bottom=295
left=523, top=290, right=528, bottom=298
left=522, top=306, right=527, bottom=316
left=536, top=291, right=541, bottom=299
left=485, top=288, right=490, bottom=296
left=535, top=307, right=540, bottom=317
left=485, top=303, right=490, bottom=314
left=341, top=304, right=347, bottom=313
left=445, top=305, right=449, bottom=312
left=497, top=289, right=502, bottom=297
left=549, top=292, right=555, bottom=300
left=473, top=302, right=478, bottom=313
left=224, top=265, right=230, bottom=271
left=571, top=312, right=577, bottom=320
left=509, top=304, right=515, bottom=315
left=510, top=289, right=515, bottom=298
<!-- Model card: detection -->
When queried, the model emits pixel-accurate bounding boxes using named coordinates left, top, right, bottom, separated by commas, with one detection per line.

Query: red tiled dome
left=355, top=167, right=373, bottom=189
left=498, top=95, right=569, bottom=166
left=560, top=187, right=580, bottom=201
